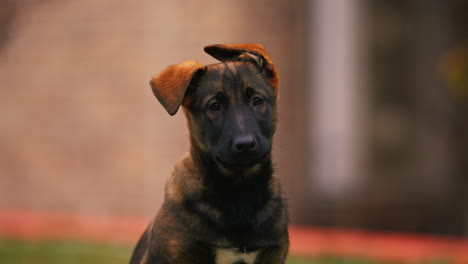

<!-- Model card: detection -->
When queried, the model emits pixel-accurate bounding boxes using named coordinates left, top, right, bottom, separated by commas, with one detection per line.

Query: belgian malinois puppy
left=130, top=43, right=288, bottom=264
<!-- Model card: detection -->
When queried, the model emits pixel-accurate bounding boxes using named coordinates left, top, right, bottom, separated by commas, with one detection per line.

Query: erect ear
left=204, top=43, right=279, bottom=91
left=150, top=60, right=206, bottom=115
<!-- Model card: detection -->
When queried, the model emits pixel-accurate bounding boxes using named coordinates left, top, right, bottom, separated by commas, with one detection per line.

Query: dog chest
left=215, top=247, right=259, bottom=264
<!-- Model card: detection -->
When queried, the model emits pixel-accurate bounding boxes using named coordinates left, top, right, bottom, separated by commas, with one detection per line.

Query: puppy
left=130, top=43, right=288, bottom=264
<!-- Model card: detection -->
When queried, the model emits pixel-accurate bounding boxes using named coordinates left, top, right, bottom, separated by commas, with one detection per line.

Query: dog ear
left=204, top=43, right=279, bottom=91
left=150, top=60, right=206, bottom=115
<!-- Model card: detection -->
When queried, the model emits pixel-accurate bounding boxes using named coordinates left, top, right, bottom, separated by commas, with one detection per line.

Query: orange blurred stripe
left=289, top=226, right=468, bottom=263
left=1, top=210, right=468, bottom=262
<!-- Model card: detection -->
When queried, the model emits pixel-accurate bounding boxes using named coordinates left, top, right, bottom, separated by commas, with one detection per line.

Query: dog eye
left=252, top=97, right=264, bottom=106
left=209, top=102, right=221, bottom=111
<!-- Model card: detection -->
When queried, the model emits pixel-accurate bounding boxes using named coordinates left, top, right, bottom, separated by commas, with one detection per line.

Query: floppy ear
left=150, top=60, right=206, bottom=115
left=204, top=43, right=279, bottom=91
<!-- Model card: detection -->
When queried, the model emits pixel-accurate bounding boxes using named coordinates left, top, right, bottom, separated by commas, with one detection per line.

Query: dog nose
left=233, top=135, right=257, bottom=152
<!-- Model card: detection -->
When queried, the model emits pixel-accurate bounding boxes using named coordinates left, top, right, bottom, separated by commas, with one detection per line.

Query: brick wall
left=0, top=0, right=308, bottom=218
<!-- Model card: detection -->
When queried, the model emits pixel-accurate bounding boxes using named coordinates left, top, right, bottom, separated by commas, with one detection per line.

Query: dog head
left=150, top=43, right=279, bottom=170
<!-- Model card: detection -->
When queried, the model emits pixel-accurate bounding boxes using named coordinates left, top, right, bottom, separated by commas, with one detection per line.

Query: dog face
left=188, top=61, right=277, bottom=168
left=150, top=44, right=279, bottom=170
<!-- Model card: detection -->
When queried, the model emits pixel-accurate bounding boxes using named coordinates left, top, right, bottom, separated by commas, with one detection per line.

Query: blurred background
left=0, top=0, right=467, bottom=263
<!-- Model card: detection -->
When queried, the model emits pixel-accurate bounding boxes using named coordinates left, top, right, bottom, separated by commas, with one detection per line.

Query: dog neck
left=186, top=145, right=277, bottom=237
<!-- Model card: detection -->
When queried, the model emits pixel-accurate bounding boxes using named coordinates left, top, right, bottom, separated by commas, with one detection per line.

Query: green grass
left=0, top=239, right=132, bottom=264
left=0, top=238, right=452, bottom=264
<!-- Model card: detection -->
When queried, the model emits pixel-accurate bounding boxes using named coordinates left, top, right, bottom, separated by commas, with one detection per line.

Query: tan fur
left=150, top=61, right=206, bottom=115
left=166, top=153, right=203, bottom=203
left=204, top=43, right=280, bottom=93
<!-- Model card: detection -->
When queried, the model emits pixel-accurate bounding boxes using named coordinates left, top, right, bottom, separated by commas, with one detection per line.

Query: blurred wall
left=301, top=0, right=468, bottom=235
left=1, top=0, right=467, bottom=236
left=359, top=0, right=468, bottom=235
left=0, top=0, right=308, bottom=219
